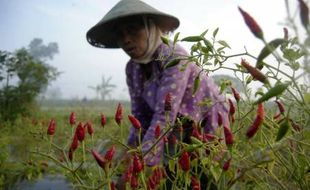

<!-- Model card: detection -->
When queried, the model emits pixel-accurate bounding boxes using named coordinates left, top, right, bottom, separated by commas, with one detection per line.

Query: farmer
left=86, top=0, right=229, bottom=188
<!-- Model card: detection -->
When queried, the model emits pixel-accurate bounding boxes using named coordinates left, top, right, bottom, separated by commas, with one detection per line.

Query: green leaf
left=181, top=36, right=205, bottom=42
left=283, top=48, right=304, bottom=62
left=213, top=27, right=219, bottom=38
left=200, top=29, right=209, bottom=37
left=217, top=40, right=231, bottom=49
left=173, top=32, right=180, bottom=45
left=256, top=38, right=285, bottom=70
left=161, top=36, right=170, bottom=46
left=203, top=39, right=213, bottom=51
left=164, top=58, right=181, bottom=69
left=246, top=76, right=253, bottom=84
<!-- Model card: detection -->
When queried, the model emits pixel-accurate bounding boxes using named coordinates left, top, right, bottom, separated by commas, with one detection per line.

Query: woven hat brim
left=86, top=13, right=179, bottom=48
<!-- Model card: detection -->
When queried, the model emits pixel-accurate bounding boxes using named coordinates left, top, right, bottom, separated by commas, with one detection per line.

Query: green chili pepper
left=256, top=38, right=285, bottom=70
left=276, top=118, right=291, bottom=141
left=192, top=75, right=201, bottom=95
left=254, top=82, right=290, bottom=104
left=164, top=58, right=181, bottom=69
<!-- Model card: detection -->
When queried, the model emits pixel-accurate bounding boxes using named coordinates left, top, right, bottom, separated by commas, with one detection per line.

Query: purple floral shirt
left=126, top=43, right=229, bottom=166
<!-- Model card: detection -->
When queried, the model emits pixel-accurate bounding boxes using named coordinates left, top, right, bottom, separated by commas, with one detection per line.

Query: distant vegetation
left=0, top=38, right=60, bottom=122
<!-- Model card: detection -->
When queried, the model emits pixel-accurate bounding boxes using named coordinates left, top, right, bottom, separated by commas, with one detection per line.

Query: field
left=0, top=100, right=132, bottom=189
left=1, top=2, right=310, bottom=189
left=0, top=98, right=309, bottom=190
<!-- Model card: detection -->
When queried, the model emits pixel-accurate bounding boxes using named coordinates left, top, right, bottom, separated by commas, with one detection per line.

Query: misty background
left=0, top=0, right=299, bottom=100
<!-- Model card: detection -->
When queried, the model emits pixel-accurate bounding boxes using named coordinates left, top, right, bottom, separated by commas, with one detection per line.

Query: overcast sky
left=0, top=0, right=301, bottom=100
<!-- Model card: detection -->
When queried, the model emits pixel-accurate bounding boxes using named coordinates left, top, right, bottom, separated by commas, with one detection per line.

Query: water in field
left=12, top=175, right=73, bottom=190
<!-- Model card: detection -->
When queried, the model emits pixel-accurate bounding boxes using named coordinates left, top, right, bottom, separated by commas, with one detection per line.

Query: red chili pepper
left=178, top=151, right=190, bottom=172
left=291, top=120, right=301, bottom=132
left=110, top=181, right=116, bottom=190
left=273, top=113, right=281, bottom=120
left=128, top=115, right=141, bottom=129
left=192, top=126, right=203, bottom=141
left=204, top=133, right=216, bottom=142
left=231, top=87, right=241, bottom=102
left=241, top=59, right=268, bottom=84
left=164, top=92, right=172, bottom=111
left=70, top=133, right=79, bottom=151
left=69, top=112, right=76, bottom=125
left=224, top=126, right=234, bottom=145
left=148, top=176, right=156, bottom=189
left=163, top=136, right=168, bottom=143
left=154, top=167, right=163, bottom=181
left=130, top=174, right=139, bottom=189
left=228, top=99, right=236, bottom=123
left=100, top=114, right=107, bottom=128
left=154, top=125, right=161, bottom=139
left=75, top=122, right=85, bottom=142
left=275, top=100, right=285, bottom=114
left=68, top=148, right=74, bottom=161
left=191, top=176, right=201, bottom=190
left=238, top=7, right=264, bottom=40
left=171, top=134, right=178, bottom=145
left=298, top=0, right=309, bottom=30
left=124, top=165, right=133, bottom=182
left=85, top=122, right=94, bottom=136
left=104, top=145, right=116, bottom=161
left=115, top=103, right=123, bottom=126
left=217, top=111, right=223, bottom=126
left=223, top=158, right=232, bottom=171
left=47, top=119, right=56, bottom=136
left=228, top=99, right=236, bottom=116
left=133, top=154, right=144, bottom=173
left=91, top=150, right=106, bottom=169
left=246, top=103, right=264, bottom=138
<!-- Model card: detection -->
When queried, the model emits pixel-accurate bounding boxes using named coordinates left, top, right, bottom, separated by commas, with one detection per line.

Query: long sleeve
left=141, top=57, right=192, bottom=166
left=126, top=62, right=153, bottom=147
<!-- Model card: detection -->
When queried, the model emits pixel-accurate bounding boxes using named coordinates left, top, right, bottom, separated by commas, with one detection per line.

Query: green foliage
left=0, top=40, right=59, bottom=122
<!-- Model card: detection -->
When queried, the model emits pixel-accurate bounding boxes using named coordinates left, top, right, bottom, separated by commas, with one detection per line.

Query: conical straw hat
left=86, top=0, right=179, bottom=48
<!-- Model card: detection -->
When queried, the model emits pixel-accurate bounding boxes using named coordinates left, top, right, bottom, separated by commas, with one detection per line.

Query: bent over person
left=86, top=0, right=230, bottom=189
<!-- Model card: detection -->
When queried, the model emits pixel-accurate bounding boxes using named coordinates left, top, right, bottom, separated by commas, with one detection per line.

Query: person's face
left=115, top=19, right=148, bottom=59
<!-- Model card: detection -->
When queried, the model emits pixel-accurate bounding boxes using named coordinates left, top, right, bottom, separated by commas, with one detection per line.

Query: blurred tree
left=0, top=39, right=59, bottom=122
left=88, top=75, right=116, bottom=101
left=28, top=38, right=59, bottom=61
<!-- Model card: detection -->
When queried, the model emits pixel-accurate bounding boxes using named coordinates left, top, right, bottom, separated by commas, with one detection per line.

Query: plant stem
left=142, top=123, right=173, bottom=158
left=82, top=141, right=86, bottom=163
